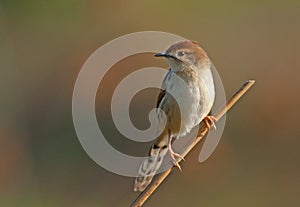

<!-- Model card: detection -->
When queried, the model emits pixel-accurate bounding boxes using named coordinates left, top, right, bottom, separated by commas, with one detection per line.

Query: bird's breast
left=157, top=68, right=214, bottom=137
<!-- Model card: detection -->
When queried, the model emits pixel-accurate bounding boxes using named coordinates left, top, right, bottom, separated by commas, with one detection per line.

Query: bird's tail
left=134, top=143, right=168, bottom=192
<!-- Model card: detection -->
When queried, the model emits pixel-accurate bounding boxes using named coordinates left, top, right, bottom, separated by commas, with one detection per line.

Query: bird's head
left=155, top=40, right=211, bottom=71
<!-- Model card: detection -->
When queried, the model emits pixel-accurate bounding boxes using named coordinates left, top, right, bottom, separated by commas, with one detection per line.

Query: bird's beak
left=154, top=52, right=167, bottom=57
left=154, top=53, right=176, bottom=59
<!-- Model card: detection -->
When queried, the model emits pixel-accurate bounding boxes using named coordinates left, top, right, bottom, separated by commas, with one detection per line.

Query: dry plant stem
left=130, top=80, right=255, bottom=207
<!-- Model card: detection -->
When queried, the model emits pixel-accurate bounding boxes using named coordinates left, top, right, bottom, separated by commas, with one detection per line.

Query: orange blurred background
left=1, top=1, right=300, bottom=206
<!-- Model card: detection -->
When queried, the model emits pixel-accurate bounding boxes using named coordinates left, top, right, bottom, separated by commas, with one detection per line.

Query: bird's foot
left=204, top=115, right=217, bottom=130
left=168, top=145, right=184, bottom=171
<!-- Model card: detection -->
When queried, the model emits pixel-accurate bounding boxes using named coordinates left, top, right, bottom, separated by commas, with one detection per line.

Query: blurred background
left=1, top=0, right=300, bottom=206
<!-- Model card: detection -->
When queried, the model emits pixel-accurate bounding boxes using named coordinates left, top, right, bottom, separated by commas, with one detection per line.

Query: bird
left=134, top=40, right=216, bottom=192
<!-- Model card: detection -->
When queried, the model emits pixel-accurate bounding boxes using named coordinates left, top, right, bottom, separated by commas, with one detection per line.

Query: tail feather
left=134, top=144, right=168, bottom=191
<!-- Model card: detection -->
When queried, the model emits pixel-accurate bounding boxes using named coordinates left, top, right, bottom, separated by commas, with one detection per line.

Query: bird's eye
left=177, top=51, right=185, bottom=57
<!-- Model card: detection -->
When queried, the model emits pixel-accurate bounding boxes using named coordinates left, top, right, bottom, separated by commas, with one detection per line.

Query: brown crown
left=165, top=40, right=208, bottom=60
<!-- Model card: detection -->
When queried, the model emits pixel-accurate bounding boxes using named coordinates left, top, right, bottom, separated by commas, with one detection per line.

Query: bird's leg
left=167, top=137, right=184, bottom=171
left=203, top=115, right=217, bottom=130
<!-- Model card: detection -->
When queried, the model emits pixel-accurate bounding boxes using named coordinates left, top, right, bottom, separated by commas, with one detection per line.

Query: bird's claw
left=204, top=116, right=217, bottom=130
left=168, top=146, right=184, bottom=171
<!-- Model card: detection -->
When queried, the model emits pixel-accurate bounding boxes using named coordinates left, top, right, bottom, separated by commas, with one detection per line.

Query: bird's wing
left=156, top=69, right=172, bottom=108
left=156, top=89, right=166, bottom=108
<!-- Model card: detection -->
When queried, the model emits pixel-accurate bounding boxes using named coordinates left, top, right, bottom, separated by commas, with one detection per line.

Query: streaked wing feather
left=156, top=68, right=172, bottom=108
left=156, top=89, right=166, bottom=108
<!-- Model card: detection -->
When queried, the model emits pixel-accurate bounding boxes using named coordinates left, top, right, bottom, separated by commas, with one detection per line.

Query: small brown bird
left=134, top=40, right=216, bottom=191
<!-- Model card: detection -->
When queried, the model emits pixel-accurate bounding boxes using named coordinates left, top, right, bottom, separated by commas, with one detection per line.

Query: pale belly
left=157, top=69, right=215, bottom=138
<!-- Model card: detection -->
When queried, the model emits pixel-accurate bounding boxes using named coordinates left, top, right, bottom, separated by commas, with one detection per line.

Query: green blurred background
left=1, top=0, right=300, bottom=206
